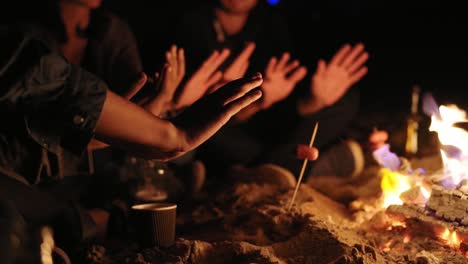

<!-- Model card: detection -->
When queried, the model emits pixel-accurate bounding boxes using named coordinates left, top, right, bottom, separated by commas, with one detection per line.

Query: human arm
left=95, top=74, right=263, bottom=161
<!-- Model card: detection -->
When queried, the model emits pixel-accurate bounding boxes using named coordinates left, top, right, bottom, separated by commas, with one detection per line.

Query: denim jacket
left=0, top=25, right=107, bottom=244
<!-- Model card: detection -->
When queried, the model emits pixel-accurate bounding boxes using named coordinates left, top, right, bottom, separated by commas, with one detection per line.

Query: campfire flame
left=438, top=228, right=461, bottom=248
left=380, top=169, right=411, bottom=208
left=429, top=104, right=468, bottom=188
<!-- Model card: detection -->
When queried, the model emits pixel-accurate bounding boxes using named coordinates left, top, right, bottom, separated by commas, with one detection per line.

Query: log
left=386, top=204, right=468, bottom=241
left=426, top=185, right=468, bottom=225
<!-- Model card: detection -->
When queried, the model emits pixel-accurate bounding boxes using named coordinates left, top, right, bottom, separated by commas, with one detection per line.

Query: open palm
left=261, top=52, right=307, bottom=108
left=311, top=43, right=368, bottom=110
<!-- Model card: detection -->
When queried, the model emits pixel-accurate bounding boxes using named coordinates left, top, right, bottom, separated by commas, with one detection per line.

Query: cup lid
left=131, top=202, right=177, bottom=211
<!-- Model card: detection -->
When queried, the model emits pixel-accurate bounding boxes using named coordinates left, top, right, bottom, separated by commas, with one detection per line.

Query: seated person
left=0, top=25, right=268, bottom=261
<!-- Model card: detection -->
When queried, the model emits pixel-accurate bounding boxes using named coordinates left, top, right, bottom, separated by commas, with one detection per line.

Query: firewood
left=426, top=185, right=468, bottom=225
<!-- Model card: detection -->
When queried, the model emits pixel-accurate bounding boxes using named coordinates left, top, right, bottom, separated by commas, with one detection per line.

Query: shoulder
left=0, top=25, right=54, bottom=73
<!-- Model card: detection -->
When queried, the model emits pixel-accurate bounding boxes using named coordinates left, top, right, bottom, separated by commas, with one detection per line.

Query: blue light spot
left=267, top=0, right=280, bottom=6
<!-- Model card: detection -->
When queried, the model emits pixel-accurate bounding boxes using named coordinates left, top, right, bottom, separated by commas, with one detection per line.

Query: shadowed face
left=61, top=0, right=103, bottom=9
left=219, top=0, right=259, bottom=15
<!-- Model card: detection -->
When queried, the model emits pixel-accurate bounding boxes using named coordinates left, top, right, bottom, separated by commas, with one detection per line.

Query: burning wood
left=386, top=203, right=468, bottom=241
left=426, top=185, right=468, bottom=225
left=400, top=186, right=430, bottom=206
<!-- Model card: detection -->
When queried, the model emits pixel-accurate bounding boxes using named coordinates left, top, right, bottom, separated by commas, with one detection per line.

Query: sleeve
left=0, top=28, right=108, bottom=156
left=24, top=54, right=108, bottom=156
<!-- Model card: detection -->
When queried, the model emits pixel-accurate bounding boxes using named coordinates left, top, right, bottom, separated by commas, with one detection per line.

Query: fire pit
left=77, top=101, right=468, bottom=263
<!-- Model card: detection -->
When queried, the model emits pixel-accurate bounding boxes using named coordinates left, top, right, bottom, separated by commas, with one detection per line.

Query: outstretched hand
left=175, top=49, right=231, bottom=108
left=299, top=43, right=369, bottom=115
left=143, top=45, right=186, bottom=116
left=209, top=42, right=256, bottom=92
left=261, top=52, right=307, bottom=108
left=173, top=73, right=263, bottom=150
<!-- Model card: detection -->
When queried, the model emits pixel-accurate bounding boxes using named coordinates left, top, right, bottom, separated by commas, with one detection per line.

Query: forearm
left=94, top=91, right=189, bottom=161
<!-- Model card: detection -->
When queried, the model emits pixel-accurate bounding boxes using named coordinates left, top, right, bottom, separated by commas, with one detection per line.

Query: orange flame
left=429, top=104, right=468, bottom=187
left=438, top=228, right=461, bottom=248
left=380, top=168, right=411, bottom=208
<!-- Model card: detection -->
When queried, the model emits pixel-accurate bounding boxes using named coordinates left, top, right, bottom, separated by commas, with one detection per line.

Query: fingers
left=288, top=66, right=308, bottom=83
left=235, top=42, right=256, bottom=67
left=224, top=89, right=262, bottom=117
left=330, top=44, right=351, bottom=66
left=341, top=43, right=365, bottom=69
left=315, top=59, right=326, bottom=77
left=265, top=57, right=277, bottom=75
left=283, top=59, right=300, bottom=74
left=156, top=63, right=168, bottom=90
left=349, top=66, right=368, bottom=85
left=223, top=42, right=255, bottom=80
left=200, top=49, right=231, bottom=76
left=206, top=71, right=224, bottom=90
left=274, top=52, right=290, bottom=72
left=125, top=72, right=147, bottom=99
left=221, top=73, right=263, bottom=106
left=177, top=47, right=186, bottom=81
left=347, top=51, right=369, bottom=74
left=163, top=65, right=175, bottom=95
left=239, top=61, right=249, bottom=77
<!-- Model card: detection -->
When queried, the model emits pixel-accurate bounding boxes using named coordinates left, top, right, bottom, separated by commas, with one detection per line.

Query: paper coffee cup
left=131, top=203, right=177, bottom=248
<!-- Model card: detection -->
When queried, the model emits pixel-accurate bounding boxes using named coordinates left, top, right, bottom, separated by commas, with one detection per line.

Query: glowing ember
left=429, top=104, right=468, bottom=188
left=387, top=220, right=407, bottom=231
left=438, top=228, right=462, bottom=248
left=403, top=235, right=411, bottom=244
left=380, top=239, right=393, bottom=252
left=380, top=168, right=412, bottom=208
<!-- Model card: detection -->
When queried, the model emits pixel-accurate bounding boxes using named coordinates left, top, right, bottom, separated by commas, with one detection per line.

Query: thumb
left=125, top=72, right=148, bottom=100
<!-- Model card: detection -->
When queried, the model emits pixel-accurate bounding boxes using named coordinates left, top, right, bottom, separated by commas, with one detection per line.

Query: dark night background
left=101, top=0, right=467, bottom=114
left=2, top=0, right=467, bottom=114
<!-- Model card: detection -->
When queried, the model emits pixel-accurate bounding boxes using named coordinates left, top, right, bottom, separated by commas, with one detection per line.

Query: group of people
left=0, top=0, right=369, bottom=262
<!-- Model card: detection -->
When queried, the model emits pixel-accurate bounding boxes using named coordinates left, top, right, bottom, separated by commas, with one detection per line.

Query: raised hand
left=299, top=43, right=368, bottom=115
left=162, top=45, right=186, bottom=101
left=175, top=49, right=231, bottom=108
left=261, top=52, right=307, bottom=108
left=142, top=45, right=186, bottom=116
left=173, top=73, right=263, bottom=150
left=224, top=42, right=256, bottom=82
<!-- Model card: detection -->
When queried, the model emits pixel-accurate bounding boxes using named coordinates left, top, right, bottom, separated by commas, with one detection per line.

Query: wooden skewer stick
left=287, top=122, right=319, bottom=211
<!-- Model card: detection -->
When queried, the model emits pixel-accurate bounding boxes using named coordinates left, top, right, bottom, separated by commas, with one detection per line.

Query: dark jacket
left=0, top=25, right=107, bottom=249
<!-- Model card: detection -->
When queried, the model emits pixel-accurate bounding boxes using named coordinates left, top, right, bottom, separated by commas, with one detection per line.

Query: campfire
left=357, top=96, right=468, bottom=260
left=79, top=95, right=468, bottom=263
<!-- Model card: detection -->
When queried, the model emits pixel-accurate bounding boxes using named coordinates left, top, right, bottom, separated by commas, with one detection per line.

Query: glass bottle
left=405, top=85, right=421, bottom=157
